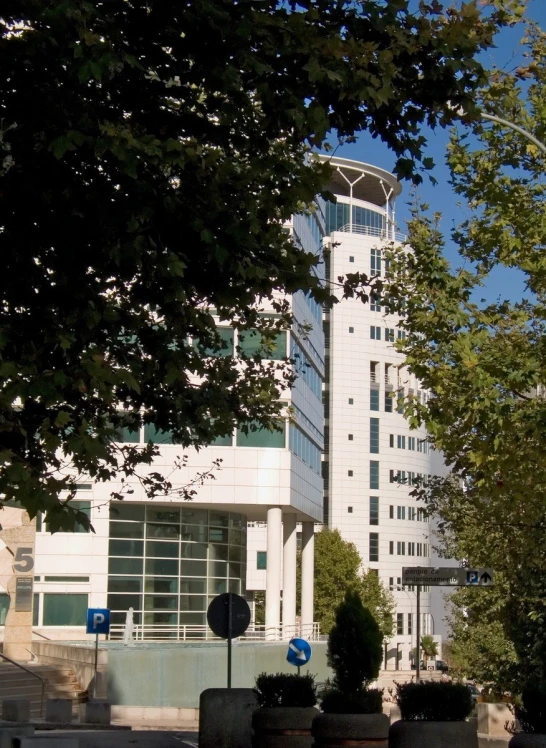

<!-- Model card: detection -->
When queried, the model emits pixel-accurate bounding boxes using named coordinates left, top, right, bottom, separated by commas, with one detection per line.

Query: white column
left=282, top=513, right=297, bottom=638
left=265, top=506, right=282, bottom=640
left=301, top=521, right=315, bottom=638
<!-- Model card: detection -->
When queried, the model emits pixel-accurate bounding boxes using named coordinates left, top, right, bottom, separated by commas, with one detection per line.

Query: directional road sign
left=464, top=568, right=494, bottom=586
left=287, top=638, right=312, bottom=667
left=402, top=567, right=494, bottom=587
left=402, top=567, right=460, bottom=586
left=207, top=593, right=251, bottom=639
left=86, top=608, right=110, bottom=635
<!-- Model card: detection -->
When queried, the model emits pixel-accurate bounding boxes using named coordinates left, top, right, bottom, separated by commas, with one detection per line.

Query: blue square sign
left=86, top=608, right=110, bottom=635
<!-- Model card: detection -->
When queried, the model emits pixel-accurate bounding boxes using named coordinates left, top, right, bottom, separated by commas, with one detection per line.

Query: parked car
left=435, top=660, right=449, bottom=673
left=465, top=683, right=480, bottom=703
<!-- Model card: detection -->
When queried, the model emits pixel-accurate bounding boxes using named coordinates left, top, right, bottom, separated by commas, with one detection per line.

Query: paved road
left=34, top=731, right=199, bottom=748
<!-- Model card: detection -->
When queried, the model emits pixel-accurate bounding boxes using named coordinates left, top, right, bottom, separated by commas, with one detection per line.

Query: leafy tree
left=0, top=0, right=524, bottom=528
left=360, top=569, right=396, bottom=642
left=327, top=588, right=383, bottom=694
left=298, top=528, right=393, bottom=636
left=420, top=634, right=439, bottom=669
left=304, top=528, right=363, bottom=634
left=383, top=26, right=546, bottom=690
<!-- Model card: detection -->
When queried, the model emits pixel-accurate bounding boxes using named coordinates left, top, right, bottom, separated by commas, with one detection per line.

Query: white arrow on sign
left=289, top=642, right=307, bottom=661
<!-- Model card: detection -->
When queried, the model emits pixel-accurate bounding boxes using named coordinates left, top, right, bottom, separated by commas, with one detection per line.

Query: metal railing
left=337, top=224, right=406, bottom=243
left=108, top=622, right=321, bottom=643
left=0, top=652, right=45, bottom=717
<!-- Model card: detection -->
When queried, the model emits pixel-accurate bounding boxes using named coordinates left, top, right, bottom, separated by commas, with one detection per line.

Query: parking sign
left=86, top=608, right=110, bottom=635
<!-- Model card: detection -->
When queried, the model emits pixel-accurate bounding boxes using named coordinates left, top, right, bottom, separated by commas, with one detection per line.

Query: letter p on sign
left=86, top=608, right=110, bottom=635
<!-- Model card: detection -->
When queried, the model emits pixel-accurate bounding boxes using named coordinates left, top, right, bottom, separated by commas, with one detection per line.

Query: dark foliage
left=321, top=687, right=383, bottom=715
left=254, top=672, right=317, bottom=708
left=514, top=683, right=546, bottom=734
left=327, top=588, right=383, bottom=695
left=395, top=681, right=474, bottom=722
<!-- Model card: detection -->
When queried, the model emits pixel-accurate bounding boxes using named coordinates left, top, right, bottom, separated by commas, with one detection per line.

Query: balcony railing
left=336, top=224, right=406, bottom=243
left=108, top=622, right=322, bottom=643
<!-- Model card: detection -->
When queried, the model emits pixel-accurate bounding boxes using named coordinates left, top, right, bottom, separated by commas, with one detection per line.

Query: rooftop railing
left=108, top=622, right=322, bottom=643
left=337, top=224, right=406, bottom=242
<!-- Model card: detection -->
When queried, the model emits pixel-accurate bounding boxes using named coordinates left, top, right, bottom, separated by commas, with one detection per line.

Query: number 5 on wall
left=13, top=547, right=34, bottom=573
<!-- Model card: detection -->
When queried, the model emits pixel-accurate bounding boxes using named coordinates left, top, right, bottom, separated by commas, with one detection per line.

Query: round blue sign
left=286, top=637, right=312, bottom=666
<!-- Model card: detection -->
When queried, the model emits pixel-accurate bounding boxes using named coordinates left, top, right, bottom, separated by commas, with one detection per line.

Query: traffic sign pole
left=93, top=634, right=99, bottom=698
left=416, top=585, right=421, bottom=683
left=227, top=593, right=233, bottom=689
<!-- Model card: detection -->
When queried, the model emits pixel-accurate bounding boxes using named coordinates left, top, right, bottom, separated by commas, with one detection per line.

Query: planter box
left=388, top=720, right=478, bottom=748
left=510, top=736, right=546, bottom=747
left=252, top=706, right=317, bottom=748
left=312, top=712, right=389, bottom=747
left=477, top=702, right=515, bottom=737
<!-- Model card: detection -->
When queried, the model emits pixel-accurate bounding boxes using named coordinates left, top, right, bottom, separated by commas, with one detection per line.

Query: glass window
left=209, top=512, right=229, bottom=527
left=144, top=595, right=178, bottom=610
left=208, top=544, right=228, bottom=561
left=110, top=522, right=144, bottom=539
left=408, top=613, right=413, bottom=636
left=389, top=541, right=394, bottom=555
left=370, top=418, right=379, bottom=454
left=229, top=545, right=242, bottom=562
left=389, top=505, right=394, bottom=519
left=385, top=393, right=393, bottom=412
left=181, top=509, right=208, bottom=526
left=181, top=525, right=208, bottom=543
left=369, top=497, right=379, bottom=526
left=238, top=329, right=287, bottom=360
left=209, top=560, right=228, bottom=577
left=145, top=612, right=178, bottom=626
left=180, top=595, right=207, bottom=612
left=146, top=507, right=180, bottom=523
left=146, top=541, right=179, bottom=558
left=370, top=389, right=379, bottom=411
left=43, top=594, right=88, bottom=626
left=144, top=424, right=175, bottom=444
left=236, top=422, right=286, bottom=448
left=181, top=543, right=208, bottom=559
left=369, top=533, right=379, bottom=562
left=180, top=560, right=207, bottom=577
left=180, top=579, right=206, bottom=595
left=370, top=326, right=381, bottom=340
left=369, top=461, right=379, bottom=490
left=115, top=424, right=141, bottom=443
left=147, top=523, right=180, bottom=539
left=180, top=612, right=206, bottom=625
left=145, top=559, right=179, bottom=576
left=209, top=579, right=228, bottom=595
left=397, top=613, right=403, bottom=635
left=371, top=248, right=382, bottom=276
left=108, top=557, right=143, bottom=575
left=107, top=594, right=142, bottom=611
left=33, top=593, right=39, bottom=627
left=348, top=398, right=354, bottom=405
left=229, top=528, right=242, bottom=546
left=109, top=539, right=144, bottom=557
left=145, top=577, right=179, bottom=594
left=109, top=504, right=145, bottom=522
left=0, top=594, right=9, bottom=625
left=195, top=327, right=234, bottom=357
left=108, top=577, right=142, bottom=593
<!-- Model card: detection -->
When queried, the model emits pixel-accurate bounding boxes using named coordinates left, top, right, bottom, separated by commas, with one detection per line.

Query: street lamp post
left=479, top=112, right=546, bottom=156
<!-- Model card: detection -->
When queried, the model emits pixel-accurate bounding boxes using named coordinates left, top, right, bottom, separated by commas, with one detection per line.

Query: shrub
left=394, top=681, right=474, bottom=721
left=327, top=588, right=383, bottom=695
left=514, top=683, right=546, bottom=734
left=254, top=672, right=317, bottom=708
left=321, top=687, right=383, bottom=715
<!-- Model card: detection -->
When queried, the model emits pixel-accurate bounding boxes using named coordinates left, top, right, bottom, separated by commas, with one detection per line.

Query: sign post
left=401, top=567, right=494, bottom=681
left=207, top=593, right=251, bottom=689
left=86, top=608, right=110, bottom=698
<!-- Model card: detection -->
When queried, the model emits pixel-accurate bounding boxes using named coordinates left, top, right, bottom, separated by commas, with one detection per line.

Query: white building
left=0, top=206, right=327, bottom=643
left=320, top=155, right=438, bottom=668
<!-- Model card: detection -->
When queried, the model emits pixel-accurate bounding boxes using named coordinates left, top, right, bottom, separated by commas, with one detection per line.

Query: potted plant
left=312, top=588, right=389, bottom=747
left=252, top=672, right=318, bottom=747
left=509, top=683, right=546, bottom=747
left=389, top=681, right=477, bottom=748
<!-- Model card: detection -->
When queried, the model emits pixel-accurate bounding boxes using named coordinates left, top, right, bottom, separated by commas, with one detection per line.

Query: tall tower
left=320, top=155, right=437, bottom=668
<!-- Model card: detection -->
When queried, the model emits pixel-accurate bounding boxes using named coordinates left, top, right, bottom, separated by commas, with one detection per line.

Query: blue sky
left=331, top=0, right=546, bottom=304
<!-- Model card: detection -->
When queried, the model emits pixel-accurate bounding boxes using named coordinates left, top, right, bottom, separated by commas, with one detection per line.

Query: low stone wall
left=478, top=703, right=516, bottom=738
left=31, top=641, right=108, bottom=698
left=31, top=640, right=330, bottom=709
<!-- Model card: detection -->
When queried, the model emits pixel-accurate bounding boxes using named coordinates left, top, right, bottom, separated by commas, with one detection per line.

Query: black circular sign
left=207, top=592, right=251, bottom=639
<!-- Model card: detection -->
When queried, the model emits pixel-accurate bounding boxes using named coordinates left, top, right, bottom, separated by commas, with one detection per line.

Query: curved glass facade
left=107, top=504, right=247, bottom=636
left=325, top=201, right=384, bottom=234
